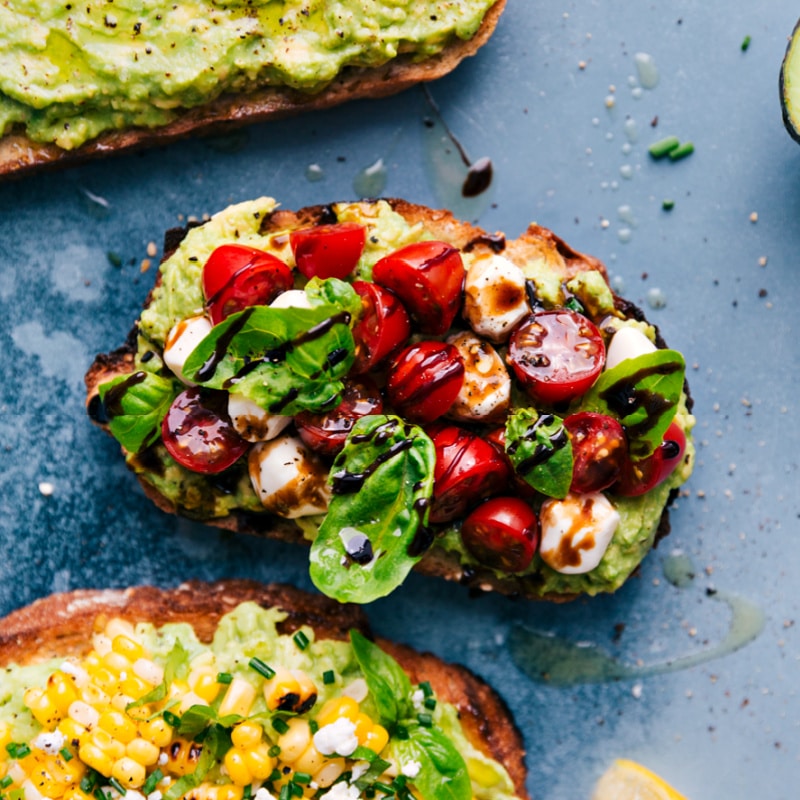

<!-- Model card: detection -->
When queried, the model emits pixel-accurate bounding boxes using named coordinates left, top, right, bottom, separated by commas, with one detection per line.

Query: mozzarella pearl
left=248, top=434, right=331, bottom=518
left=445, top=331, right=510, bottom=423
left=270, top=289, right=312, bottom=310
left=163, top=315, right=213, bottom=385
left=463, top=254, right=530, bottom=343
left=228, top=393, right=292, bottom=443
left=604, top=326, right=657, bottom=371
left=539, top=492, right=620, bottom=574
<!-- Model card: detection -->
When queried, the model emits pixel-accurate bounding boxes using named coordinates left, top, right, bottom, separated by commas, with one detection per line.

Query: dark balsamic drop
left=462, top=156, right=493, bottom=197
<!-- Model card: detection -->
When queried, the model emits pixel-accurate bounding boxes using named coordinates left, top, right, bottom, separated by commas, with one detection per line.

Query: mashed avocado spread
left=0, top=602, right=517, bottom=800
left=0, top=0, right=495, bottom=149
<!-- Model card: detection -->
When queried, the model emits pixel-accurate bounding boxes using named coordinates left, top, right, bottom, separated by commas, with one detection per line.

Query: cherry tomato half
left=507, top=309, right=605, bottom=406
left=295, top=377, right=384, bottom=457
left=350, top=281, right=411, bottom=374
left=162, top=387, right=248, bottom=474
left=202, top=244, right=293, bottom=326
left=461, top=497, right=539, bottom=573
left=564, top=411, right=628, bottom=494
left=614, top=421, right=687, bottom=497
left=372, top=241, right=465, bottom=335
left=290, top=222, right=366, bottom=280
left=428, top=425, right=511, bottom=524
left=385, top=341, right=465, bottom=424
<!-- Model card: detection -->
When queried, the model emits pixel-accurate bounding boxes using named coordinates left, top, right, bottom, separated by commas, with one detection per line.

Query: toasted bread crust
left=0, top=1, right=505, bottom=179
left=85, top=198, right=686, bottom=602
left=0, top=580, right=529, bottom=799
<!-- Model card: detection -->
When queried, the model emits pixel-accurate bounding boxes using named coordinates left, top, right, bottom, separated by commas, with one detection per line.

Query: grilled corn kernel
left=50, top=753, right=86, bottom=785
left=139, top=718, right=173, bottom=748
left=91, top=667, right=122, bottom=695
left=58, top=718, right=87, bottom=746
left=0, top=720, right=11, bottom=749
left=47, top=673, right=80, bottom=716
left=230, top=722, right=263, bottom=751
left=119, top=674, right=151, bottom=700
left=104, top=619, right=137, bottom=642
left=223, top=750, right=251, bottom=786
left=111, top=635, right=144, bottom=662
left=125, top=738, right=160, bottom=767
left=242, top=744, right=275, bottom=781
left=164, top=738, right=204, bottom=776
left=467, top=757, right=501, bottom=788
left=78, top=742, right=114, bottom=776
left=88, top=729, right=126, bottom=760
left=111, top=756, right=146, bottom=789
left=98, top=710, right=137, bottom=744
left=189, top=667, right=220, bottom=704
left=315, top=697, right=359, bottom=728
left=24, top=687, right=61, bottom=729
left=315, top=758, right=346, bottom=788
left=63, top=788, right=94, bottom=800
left=216, top=785, right=244, bottom=800
left=264, top=669, right=317, bottom=714
left=68, top=700, right=100, bottom=730
left=276, top=718, right=311, bottom=763
left=80, top=684, right=111, bottom=710
left=218, top=678, right=256, bottom=718
left=293, top=744, right=325, bottom=776
left=362, top=724, right=389, bottom=755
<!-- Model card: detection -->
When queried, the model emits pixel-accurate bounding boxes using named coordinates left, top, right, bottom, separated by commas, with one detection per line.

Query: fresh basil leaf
left=183, top=297, right=356, bottom=416
left=505, top=408, right=573, bottom=499
left=349, top=630, right=413, bottom=727
left=309, top=415, right=435, bottom=604
left=580, top=349, right=685, bottom=460
left=127, top=639, right=190, bottom=711
left=177, top=705, right=242, bottom=739
left=163, top=724, right=231, bottom=800
left=305, top=277, right=363, bottom=319
left=392, top=725, right=471, bottom=800
left=98, top=371, right=177, bottom=453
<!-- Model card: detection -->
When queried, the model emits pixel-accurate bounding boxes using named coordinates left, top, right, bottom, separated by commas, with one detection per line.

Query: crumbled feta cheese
left=32, top=730, right=66, bottom=754
left=319, top=783, right=360, bottom=800
left=401, top=760, right=422, bottom=779
left=148, top=792, right=163, bottom=800
left=313, top=717, right=359, bottom=756
left=411, top=689, right=425, bottom=711
left=254, top=788, right=277, bottom=800
left=349, top=761, right=371, bottom=782
left=158, top=752, right=169, bottom=766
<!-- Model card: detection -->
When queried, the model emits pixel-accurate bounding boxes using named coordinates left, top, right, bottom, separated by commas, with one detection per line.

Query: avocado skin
left=780, top=18, right=800, bottom=144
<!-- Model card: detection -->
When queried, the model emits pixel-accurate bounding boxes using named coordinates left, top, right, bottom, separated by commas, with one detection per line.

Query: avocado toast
left=0, top=0, right=505, bottom=178
left=85, top=198, right=695, bottom=603
left=0, top=580, right=528, bottom=800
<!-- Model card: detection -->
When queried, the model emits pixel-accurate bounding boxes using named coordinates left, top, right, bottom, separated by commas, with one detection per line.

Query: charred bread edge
left=0, top=579, right=529, bottom=799
left=84, top=198, right=692, bottom=602
left=0, top=0, right=505, bottom=179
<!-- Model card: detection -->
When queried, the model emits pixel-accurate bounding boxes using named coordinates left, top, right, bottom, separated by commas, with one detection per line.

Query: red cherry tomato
left=350, top=281, right=411, bottom=374
left=428, top=425, right=512, bottom=523
left=295, top=377, right=384, bottom=457
left=202, top=244, right=293, bottom=326
left=461, top=497, right=539, bottom=573
left=564, top=411, right=628, bottom=494
left=161, top=387, right=248, bottom=474
left=507, top=309, right=605, bottom=405
left=372, top=241, right=465, bottom=335
left=290, top=222, right=366, bottom=280
left=614, top=421, right=687, bottom=497
left=385, top=341, right=464, bottom=424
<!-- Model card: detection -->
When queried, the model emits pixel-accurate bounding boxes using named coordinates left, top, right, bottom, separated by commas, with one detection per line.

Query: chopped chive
left=268, top=745, right=282, bottom=758
left=107, top=251, right=123, bottom=268
left=109, top=777, right=127, bottom=796
left=243, top=786, right=252, bottom=800
left=272, top=718, right=290, bottom=735
left=309, top=720, right=319, bottom=735
left=249, top=657, right=276, bottom=680
left=293, top=773, right=312, bottom=785
left=93, top=788, right=108, bottom=800
left=81, top=773, right=99, bottom=793
left=373, top=783, right=395, bottom=796
left=394, top=725, right=409, bottom=740
left=417, top=713, right=433, bottom=727
left=741, top=35, right=751, bottom=51
left=322, top=670, right=336, bottom=685
left=564, top=297, right=585, bottom=314
left=668, top=141, right=694, bottom=161
left=293, top=631, right=310, bottom=650
left=163, top=711, right=181, bottom=728
left=5, top=743, right=31, bottom=760
left=142, top=769, right=163, bottom=795
left=216, top=672, right=233, bottom=685
left=391, top=777, right=407, bottom=791
left=279, top=784, right=292, bottom=800
left=365, top=789, right=376, bottom=799
left=648, top=136, right=680, bottom=159
left=662, top=199, right=675, bottom=211
left=423, top=697, right=437, bottom=711
left=418, top=681, right=433, bottom=698
left=291, top=783, right=304, bottom=798
left=0, top=778, right=12, bottom=790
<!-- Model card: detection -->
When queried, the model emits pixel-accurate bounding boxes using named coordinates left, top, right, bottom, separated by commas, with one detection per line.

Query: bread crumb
left=147, top=241, right=157, bottom=257
left=38, top=481, right=54, bottom=496
left=758, top=256, right=767, bottom=266
left=578, top=60, right=587, bottom=70
left=749, top=211, right=758, bottom=223
left=140, top=259, right=152, bottom=273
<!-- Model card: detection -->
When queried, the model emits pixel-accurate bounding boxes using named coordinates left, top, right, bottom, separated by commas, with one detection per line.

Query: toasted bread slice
left=85, top=198, right=694, bottom=602
left=0, top=1, right=505, bottom=179
left=0, top=579, right=529, bottom=799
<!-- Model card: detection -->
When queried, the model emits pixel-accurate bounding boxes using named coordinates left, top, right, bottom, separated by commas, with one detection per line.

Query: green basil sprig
left=127, top=639, right=190, bottom=711
left=505, top=408, right=573, bottom=499
left=98, top=371, right=177, bottom=453
left=183, top=286, right=358, bottom=416
left=349, top=632, right=471, bottom=800
left=579, top=348, right=685, bottom=460
left=309, top=415, right=435, bottom=604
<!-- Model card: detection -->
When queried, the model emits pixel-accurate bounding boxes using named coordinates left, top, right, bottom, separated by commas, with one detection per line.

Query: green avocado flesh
left=0, top=603, right=518, bottom=800
left=781, top=19, right=800, bottom=143
left=0, top=0, right=495, bottom=150
left=111, top=198, right=695, bottom=601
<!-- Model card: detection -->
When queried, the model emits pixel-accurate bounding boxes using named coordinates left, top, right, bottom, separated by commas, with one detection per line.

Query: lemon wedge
left=592, top=758, right=689, bottom=800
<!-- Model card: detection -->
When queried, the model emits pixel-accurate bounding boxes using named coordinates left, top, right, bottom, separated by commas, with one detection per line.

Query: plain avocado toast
left=85, top=198, right=695, bottom=604
left=0, top=580, right=528, bottom=800
left=0, top=0, right=505, bottom=177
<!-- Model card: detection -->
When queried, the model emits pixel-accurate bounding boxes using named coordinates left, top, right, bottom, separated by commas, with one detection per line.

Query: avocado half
left=781, top=18, right=800, bottom=143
